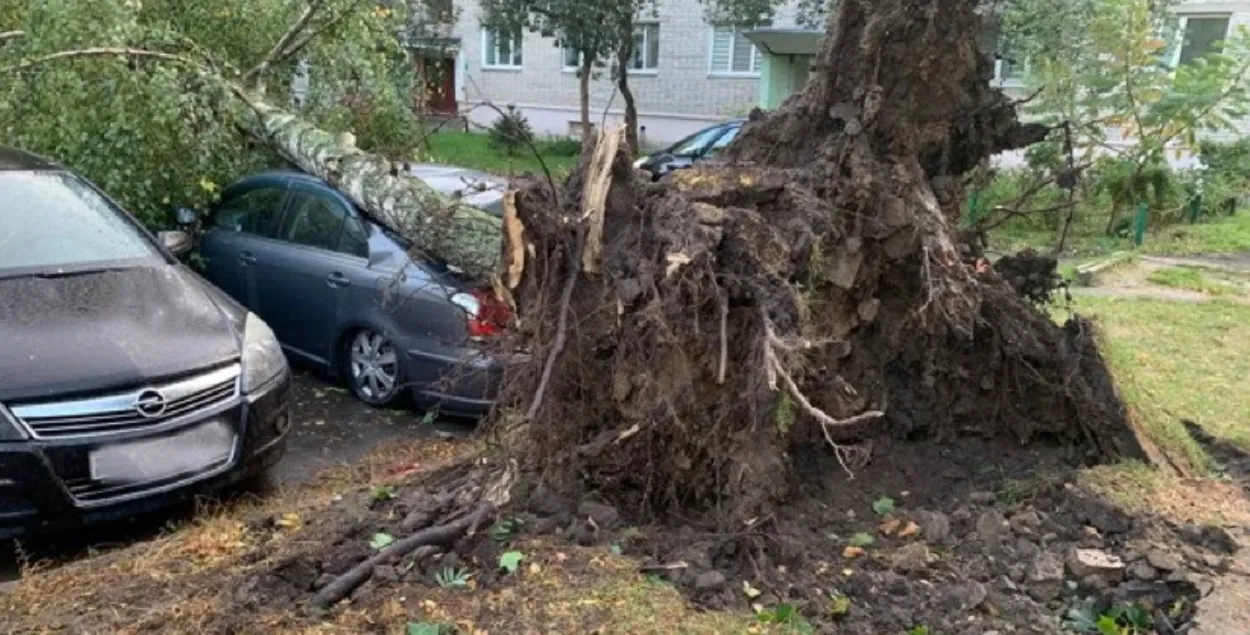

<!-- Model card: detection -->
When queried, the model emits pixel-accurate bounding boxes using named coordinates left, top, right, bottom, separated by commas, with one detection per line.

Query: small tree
left=1004, top=0, right=1250, bottom=235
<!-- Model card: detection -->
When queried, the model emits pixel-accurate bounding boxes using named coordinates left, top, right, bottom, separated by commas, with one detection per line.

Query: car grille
left=61, top=456, right=233, bottom=503
left=9, top=364, right=241, bottom=440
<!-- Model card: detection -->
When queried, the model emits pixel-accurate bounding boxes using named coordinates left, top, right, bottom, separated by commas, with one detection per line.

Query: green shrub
left=488, top=105, right=535, bottom=157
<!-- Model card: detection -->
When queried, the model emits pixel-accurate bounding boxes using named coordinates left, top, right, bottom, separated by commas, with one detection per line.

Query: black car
left=0, top=148, right=292, bottom=539
left=633, top=118, right=745, bottom=180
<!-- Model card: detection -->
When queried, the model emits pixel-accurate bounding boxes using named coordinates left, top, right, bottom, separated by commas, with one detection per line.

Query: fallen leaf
left=842, top=545, right=865, bottom=559
left=275, top=513, right=300, bottom=528
left=898, top=521, right=921, bottom=538
left=879, top=518, right=903, bottom=536
left=842, top=568, right=854, bottom=576
left=743, top=581, right=763, bottom=599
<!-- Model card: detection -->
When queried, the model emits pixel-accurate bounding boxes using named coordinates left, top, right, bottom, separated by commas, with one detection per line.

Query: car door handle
left=238, top=252, right=257, bottom=266
left=326, top=272, right=351, bottom=288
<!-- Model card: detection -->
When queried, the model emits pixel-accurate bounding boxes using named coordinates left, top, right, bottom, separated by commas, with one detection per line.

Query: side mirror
left=157, top=230, right=193, bottom=257
left=174, top=206, right=199, bottom=226
left=367, top=249, right=394, bottom=268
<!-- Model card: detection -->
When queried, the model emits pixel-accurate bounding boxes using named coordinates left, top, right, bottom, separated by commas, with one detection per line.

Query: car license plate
left=89, top=419, right=235, bottom=484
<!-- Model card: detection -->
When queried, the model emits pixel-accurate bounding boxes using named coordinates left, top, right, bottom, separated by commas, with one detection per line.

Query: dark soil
left=209, top=437, right=1233, bottom=635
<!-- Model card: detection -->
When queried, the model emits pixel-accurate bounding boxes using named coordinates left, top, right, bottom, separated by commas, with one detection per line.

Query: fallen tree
left=4, top=0, right=1151, bottom=614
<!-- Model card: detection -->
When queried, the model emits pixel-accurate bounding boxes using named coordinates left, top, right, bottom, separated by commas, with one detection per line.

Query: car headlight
left=0, top=405, right=25, bottom=441
left=241, top=312, right=287, bottom=393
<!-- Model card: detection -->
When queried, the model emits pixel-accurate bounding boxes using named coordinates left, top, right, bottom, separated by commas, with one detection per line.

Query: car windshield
left=667, top=125, right=729, bottom=157
left=0, top=170, right=159, bottom=276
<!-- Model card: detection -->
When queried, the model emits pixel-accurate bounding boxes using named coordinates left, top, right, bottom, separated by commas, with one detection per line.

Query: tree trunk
left=498, top=0, right=1146, bottom=527
left=614, top=16, right=639, bottom=155
left=578, top=54, right=593, bottom=140
left=248, top=101, right=501, bottom=281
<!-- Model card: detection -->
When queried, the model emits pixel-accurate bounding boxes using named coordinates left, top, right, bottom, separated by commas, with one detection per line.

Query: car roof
left=0, top=147, right=62, bottom=171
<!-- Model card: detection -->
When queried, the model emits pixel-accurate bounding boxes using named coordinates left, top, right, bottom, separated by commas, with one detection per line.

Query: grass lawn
left=1146, top=266, right=1241, bottom=296
left=990, top=211, right=1250, bottom=258
left=1062, top=296, right=1250, bottom=472
left=423, top=131, right=580, bottom=178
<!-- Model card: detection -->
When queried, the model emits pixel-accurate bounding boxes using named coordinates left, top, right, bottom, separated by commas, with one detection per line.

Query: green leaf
left=499, top=550, right=525, bottom=574
left=405, top=623, right=451, bottom=635
left=1095, top=615, right=1121, bottom=635
left=872, top=497, right=896, bottom=515
left=830, top=593, right=851, bottom=617
left=370, top=485, right=397, bottom=501
left=774, top=602, right=796, bottom=623
left=369, top=532, right=395, bottom=550
left=848, top=532, right=875, bottom=547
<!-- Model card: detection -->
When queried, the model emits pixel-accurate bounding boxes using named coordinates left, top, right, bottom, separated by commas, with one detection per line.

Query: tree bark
left=614, top=15, right=639, bottom=155
left=248, top=101, right=502, bottom=281
left=579, top=54, right=593, bottom=140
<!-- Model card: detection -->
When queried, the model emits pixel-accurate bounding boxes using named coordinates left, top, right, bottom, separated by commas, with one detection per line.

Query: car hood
left=0, top=264, right=245, bottom=403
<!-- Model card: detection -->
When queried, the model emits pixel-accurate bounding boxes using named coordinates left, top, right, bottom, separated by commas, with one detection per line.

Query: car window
left=339, top=216, right=369, bottom=258
left=668, top=125, right=729, bottom=157
left=212, top=186, right=286, bottom=238
left=0, top=170, right=160, bottom=274
left=704, top=125, right=740, bottom=158
left=280, top=191, right=350, bottom=253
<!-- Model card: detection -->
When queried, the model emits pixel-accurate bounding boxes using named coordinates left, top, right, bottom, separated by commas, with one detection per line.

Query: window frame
left=481, top=27, right=523, bottom=70
left=562, top=23, right=661, bottom=75
left=628, top=22, right=661, bottom=73
left=277, top=184, right=368, bottom=259
left=1167, top=13, right=1232, bottom=68
left=708, top=25, right=764, bottom=77
left=209, top=182, right=291, bottom=240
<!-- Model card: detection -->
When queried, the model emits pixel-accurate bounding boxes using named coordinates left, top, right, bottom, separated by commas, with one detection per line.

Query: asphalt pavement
left=0, top=370, right=472, bottom=582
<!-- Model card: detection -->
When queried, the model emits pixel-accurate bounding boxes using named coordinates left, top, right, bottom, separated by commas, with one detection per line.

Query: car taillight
left=450, top=289, right=512, bottom=339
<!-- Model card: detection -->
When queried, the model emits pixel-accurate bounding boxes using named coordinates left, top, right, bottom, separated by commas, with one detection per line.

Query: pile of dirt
left=214, top=438, right=1233, bottom=634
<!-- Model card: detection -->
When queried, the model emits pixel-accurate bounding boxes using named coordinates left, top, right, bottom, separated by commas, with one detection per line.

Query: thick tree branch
left=0, top=30, right=24, bottom=42
left=0, top=48, right=198, bottom=74
left=242, top=0, right=328, bottom=87
left=272, top=0, right=371, bottom=70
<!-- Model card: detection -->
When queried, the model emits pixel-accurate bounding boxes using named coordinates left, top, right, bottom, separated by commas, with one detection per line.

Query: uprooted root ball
left=490, top=0, right=1146, bottom=529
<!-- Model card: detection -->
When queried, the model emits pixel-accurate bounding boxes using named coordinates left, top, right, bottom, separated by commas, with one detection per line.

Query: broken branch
left=242, top=0, right=328, bottom=87
left=0, top=48, right=198, bottom=74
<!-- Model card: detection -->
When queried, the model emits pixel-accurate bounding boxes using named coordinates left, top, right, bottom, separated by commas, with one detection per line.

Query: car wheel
left=344, top=329, right=406, bottom=407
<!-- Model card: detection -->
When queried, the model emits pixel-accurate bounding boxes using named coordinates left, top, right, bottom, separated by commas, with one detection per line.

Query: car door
left=198, top=182, right=290, bottom=311
left=253, top=180, right=371, bottom=366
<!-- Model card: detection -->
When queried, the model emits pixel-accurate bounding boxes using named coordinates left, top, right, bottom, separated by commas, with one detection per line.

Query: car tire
left=342, top=328, right=408, bottom=407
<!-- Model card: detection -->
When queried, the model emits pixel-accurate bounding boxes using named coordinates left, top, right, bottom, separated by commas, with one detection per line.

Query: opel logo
left=133, top=389, right=168, bottom=418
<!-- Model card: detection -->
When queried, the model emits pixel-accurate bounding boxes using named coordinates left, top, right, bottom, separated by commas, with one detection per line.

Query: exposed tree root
left=483, top=0, right=1148, bottom=531
left=308, top=503, right=496, bottom=609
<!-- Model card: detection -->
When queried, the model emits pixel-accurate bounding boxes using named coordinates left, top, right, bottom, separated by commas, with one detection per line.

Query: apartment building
left=409, top=0, right=1250, bottom=149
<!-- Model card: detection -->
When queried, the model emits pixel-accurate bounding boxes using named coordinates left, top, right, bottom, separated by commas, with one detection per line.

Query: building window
left=629, top=23, right=660, bottom=71
left=481, top=27, right=523, bottom=69
left=564, top=23, right=659, bottom=73
left=710, top=25, right=763, bottom=75
left=1169, top=15, right=1231, bottom=67
left=562, top=46, right=582, bottom=70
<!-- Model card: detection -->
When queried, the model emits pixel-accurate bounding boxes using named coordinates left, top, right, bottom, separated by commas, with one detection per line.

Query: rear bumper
left=0, top=371, right=292, bottom=540
left=402, top=343, right=526, bottom=417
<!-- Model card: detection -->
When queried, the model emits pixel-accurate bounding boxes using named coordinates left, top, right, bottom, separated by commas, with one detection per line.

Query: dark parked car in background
left=0, top=147, right=292, bottom=539
left=633, top=118, right=745, bottom=180
left=186, top=164, right=513, bottom=415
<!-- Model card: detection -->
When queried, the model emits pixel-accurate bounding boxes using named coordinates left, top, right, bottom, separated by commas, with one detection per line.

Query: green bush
left=538, top=135, right=582, bottom=157
left=488, top=105, right=535, bottom=157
